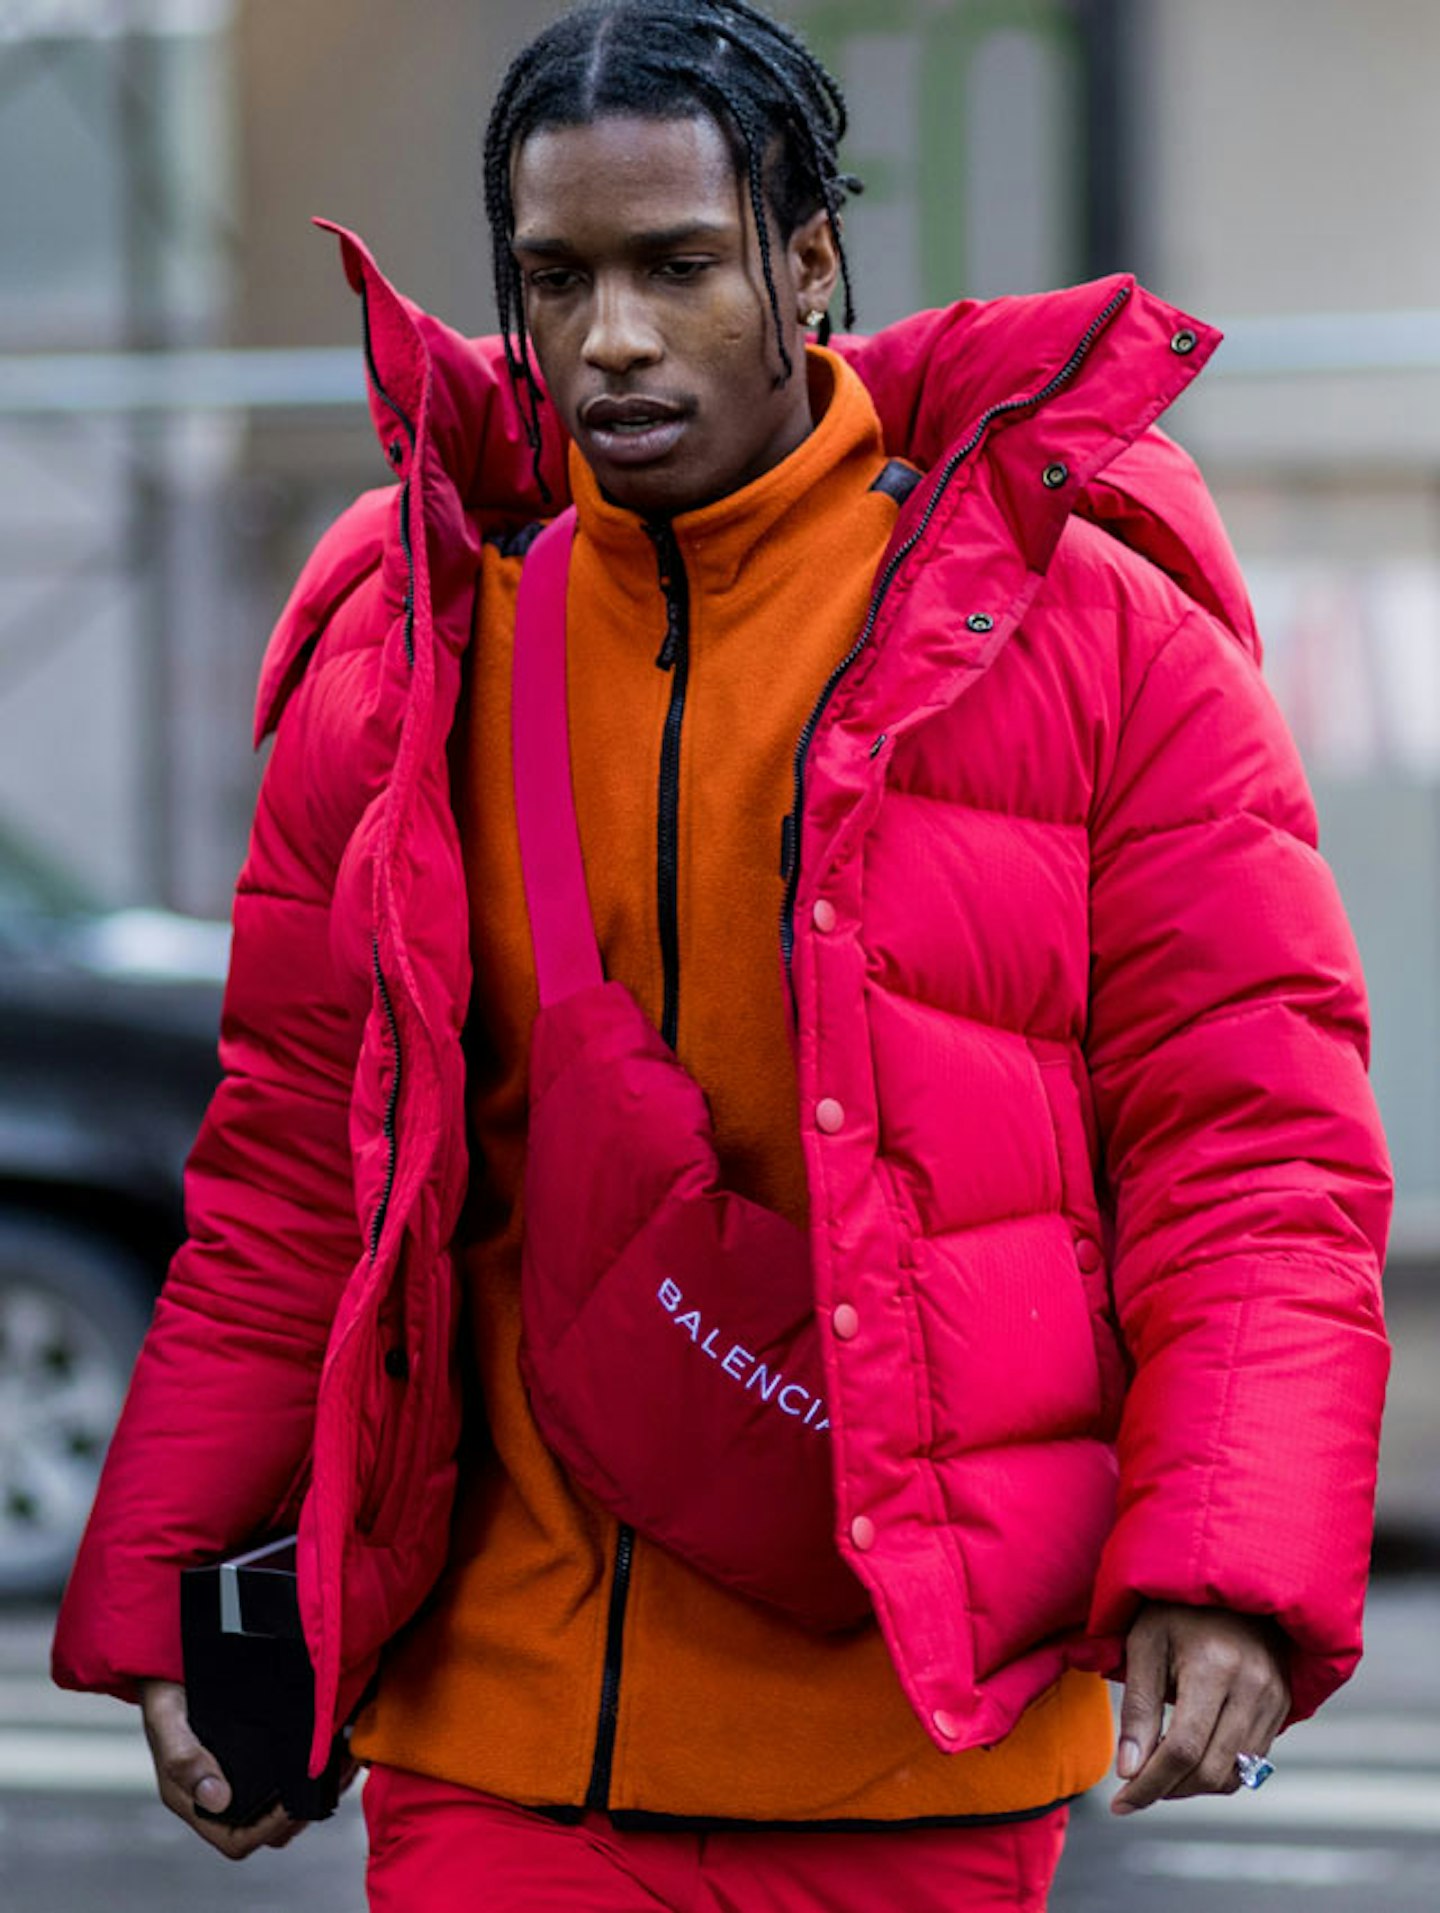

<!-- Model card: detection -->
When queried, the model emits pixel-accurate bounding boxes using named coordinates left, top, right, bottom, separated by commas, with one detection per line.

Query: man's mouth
left=578, top=394, right=692, bottom=465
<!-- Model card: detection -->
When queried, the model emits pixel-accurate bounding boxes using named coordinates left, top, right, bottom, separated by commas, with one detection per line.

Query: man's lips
left=580, top=393, right=688, bottom=428
left=578, top=394, right=693, bottom=466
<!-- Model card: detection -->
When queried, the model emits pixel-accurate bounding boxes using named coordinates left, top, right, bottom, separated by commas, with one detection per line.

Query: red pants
left=363, top=1766, right=1068, bottom=1912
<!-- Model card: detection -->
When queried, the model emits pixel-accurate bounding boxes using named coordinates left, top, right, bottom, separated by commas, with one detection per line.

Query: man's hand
left=1111, top=1602, right=1290, bottom=1815
left=138, top=1679, right=305, bottom=1861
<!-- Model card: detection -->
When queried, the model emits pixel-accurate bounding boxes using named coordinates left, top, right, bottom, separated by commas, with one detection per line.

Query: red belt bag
left=512, top=508, right=868, bottom=1631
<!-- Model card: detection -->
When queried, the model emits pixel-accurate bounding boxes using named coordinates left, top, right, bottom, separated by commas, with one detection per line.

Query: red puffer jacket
left=53, top=227, right=1391, bottom=1775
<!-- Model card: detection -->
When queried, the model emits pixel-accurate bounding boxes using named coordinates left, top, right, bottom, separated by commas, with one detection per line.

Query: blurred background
left=0, top=2, right=1436, bottom=1908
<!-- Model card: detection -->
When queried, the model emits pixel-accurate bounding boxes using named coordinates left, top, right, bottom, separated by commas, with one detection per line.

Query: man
left=53, top=3, right=1391, bottom=1907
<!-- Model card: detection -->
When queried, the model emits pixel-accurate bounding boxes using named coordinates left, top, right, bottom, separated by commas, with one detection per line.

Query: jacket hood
left=314, top=221, right=1257, bottom=654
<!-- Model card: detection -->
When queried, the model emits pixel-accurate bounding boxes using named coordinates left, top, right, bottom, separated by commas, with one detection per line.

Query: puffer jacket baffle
left=54, top=225, right=1391, bottom=1780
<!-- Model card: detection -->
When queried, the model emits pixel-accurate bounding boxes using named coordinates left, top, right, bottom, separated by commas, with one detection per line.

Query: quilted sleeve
left=1084, top=603, right=1392, bottom=1724
left=52, top=532, right=388, bottom=1704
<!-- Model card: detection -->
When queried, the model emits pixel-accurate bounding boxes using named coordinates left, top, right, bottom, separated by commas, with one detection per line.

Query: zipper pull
left=656, top=612, right=679, bottom=671
left=647, top=520, right=680, bottom=668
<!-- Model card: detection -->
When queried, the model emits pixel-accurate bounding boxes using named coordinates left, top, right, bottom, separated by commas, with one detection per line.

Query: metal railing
left=6, top=308, right=1440, bottom=418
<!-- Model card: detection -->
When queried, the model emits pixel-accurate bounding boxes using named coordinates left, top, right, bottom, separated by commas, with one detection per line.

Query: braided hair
left=482, top=0, right=862, bottom=491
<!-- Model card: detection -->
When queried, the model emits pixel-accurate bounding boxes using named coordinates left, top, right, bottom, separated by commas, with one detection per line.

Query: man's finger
left=263, top=1814, right=310, bottom=1851
left=1162, top=1689, right=1251, bottom=1798
left=1111, top=1713, right=1213, bottom=1814
left=1113, top=1640, right=1230, bottom=1815
left=1115, top=1614, right=1169, bottom=1784
left=1164, top=1676, right=1288, bottom=1799
left=136, top=1678, right=317, bottom=1858
left=194, top=1801, right=295, bottom=1862
left=140, top=1681, right=233, bottom=1820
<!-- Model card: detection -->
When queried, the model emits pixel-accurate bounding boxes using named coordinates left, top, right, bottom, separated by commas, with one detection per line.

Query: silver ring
left=1235, top=1751, right=1275, bottom=1790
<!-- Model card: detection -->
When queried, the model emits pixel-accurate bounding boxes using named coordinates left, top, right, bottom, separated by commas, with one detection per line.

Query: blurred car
left=0, top=825, right=226, bottom=1595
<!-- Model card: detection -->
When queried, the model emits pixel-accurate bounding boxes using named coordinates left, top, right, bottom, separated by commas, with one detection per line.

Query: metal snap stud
left=1042, top=461, right=1069, bottom=490
left=966, top=612, right=994, bottom=634
left=1170, top=328, right=1198, bottom=356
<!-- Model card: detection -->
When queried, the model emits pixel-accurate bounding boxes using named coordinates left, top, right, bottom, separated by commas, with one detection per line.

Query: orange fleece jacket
left=352, top=350, right=1113, bottom=1820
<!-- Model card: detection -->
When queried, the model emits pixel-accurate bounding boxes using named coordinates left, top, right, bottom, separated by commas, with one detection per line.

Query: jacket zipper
left=585, top=1523, right=635, bottom=1808
left=585, top=520, right=691, bottom=1809
left=650, top=519, right=691, bottom=1051
left=368, top=936, right=402, bottom=1261
left=778, top=283, right=1134, bottom=984
left=356, top=277, right=418, bottom=1259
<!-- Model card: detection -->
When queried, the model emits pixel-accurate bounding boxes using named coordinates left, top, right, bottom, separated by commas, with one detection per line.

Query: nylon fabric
left=53, top=224, right=1390, bottom=1801
left=510, top=509, right=600, bottom=1006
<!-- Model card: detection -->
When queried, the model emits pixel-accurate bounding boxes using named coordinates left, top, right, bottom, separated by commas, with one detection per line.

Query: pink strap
left=511, top=508, right=602, bottom=1006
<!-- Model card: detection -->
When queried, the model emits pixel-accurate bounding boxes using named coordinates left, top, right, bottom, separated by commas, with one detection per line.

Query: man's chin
left=592, top=461, right=714, bottom=520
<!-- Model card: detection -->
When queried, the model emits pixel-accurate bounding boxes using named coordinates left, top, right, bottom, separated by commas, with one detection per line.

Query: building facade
left=1, top=0, right=1435, bottom=1246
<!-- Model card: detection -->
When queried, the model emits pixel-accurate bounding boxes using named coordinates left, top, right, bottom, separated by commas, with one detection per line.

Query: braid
left=665, top=61, right=794, bottom=381
left=483, top=40, right=553, bottom=491
left=481, top=0, right=863, bottom=489
left=700, top=9, right=858, bottom=334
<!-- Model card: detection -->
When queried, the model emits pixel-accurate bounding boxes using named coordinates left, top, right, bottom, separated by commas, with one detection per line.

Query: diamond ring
left=1235, top=1751, right=1275, bottom=1790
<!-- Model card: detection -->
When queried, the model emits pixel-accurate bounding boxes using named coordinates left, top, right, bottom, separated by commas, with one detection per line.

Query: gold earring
left=803, top=307, right=826, bottom=329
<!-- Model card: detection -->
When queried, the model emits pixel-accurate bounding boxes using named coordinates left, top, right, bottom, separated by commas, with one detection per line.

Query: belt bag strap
left=511, top=507, right=600, bottom=1007
left=506, top=506, right=869, bottom=1632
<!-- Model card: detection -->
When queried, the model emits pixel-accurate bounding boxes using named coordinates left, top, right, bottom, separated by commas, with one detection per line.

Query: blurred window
left=0, top=0, right=235, bottom=348
left=791, top=0, right=1092, bottom=324
left=1248, top=559, right=1440, bottom=1250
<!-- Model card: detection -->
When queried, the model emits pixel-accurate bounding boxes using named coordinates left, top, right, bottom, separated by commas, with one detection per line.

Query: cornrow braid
left=481, top=0, right=862, bottom=494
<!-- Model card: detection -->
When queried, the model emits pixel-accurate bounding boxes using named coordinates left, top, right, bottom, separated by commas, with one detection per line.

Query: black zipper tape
left=649, top=520, right=690, bottom=1054
left=367, top=937, right=402, bottom=1263
left=585, top=1523, right=635, bottom=1809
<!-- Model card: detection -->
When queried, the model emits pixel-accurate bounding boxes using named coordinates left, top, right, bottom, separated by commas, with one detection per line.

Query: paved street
left=1054, top=1575, right=1440, bottom=1909
left=3, top=1582, right=1438, bottom=1909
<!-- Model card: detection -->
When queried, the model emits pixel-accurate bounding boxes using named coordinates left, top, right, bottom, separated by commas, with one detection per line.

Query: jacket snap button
left=932, top=1708, right=962, bottom=1741
left=816, top=1097, right=845, bottom=1134
left=1075, top=1237, right=1103, bottom=1274
left=386, top=437, right=405, bottom=469
left=832, top=1303, right=859, bottom=1340
left=1171, top=327, right=1198, bottom=355
left=812, top=898, right=837, bottom=933
left=384, top=1346, right=410, bottom=1381
left=850, top=1514, right=876, bottom=1551
left=1041, top=461, right=1069, bottom=490
left=965, top=612, right=994, bottom=633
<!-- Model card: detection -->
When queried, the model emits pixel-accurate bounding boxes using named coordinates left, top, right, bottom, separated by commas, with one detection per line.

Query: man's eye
left=528, top=269, right=580, bottom=293
left=655, top=259, right=709, bottom=281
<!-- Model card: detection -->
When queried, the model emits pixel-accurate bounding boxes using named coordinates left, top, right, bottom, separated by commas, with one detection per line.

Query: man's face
left=510, top=113, right=839, bottom=517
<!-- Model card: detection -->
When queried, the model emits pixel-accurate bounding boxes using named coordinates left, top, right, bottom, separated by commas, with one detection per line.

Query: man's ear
left=787, top=206, right=841, bottom=323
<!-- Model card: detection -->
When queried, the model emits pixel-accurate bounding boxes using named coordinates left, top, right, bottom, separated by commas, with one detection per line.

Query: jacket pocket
left=267, top=1448, right=314, bottom=1535
left=1034, top=1044, right=1127, bottom=1431
left=356, top=1244, right=460, bottom=1546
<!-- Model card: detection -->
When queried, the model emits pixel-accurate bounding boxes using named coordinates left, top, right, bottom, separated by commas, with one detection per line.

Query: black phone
left=180, top=1535, right=347, bottom=1827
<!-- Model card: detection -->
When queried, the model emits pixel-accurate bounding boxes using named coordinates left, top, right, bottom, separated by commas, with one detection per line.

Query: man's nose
left=582, top=277, right=662, bottom=373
